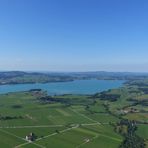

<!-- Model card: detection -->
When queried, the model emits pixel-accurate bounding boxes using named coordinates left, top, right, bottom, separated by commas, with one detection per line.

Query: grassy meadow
left=0, top=79, right=148, bottom=148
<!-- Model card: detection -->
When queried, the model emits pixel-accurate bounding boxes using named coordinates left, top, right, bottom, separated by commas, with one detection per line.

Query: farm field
left=0, top=78, right=148, bottom=148
left=0, top=91, right=123, bottom=148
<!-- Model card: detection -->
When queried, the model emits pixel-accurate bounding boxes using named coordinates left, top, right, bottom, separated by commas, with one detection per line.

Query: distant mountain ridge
left=0, top=71, right=148, bottom=85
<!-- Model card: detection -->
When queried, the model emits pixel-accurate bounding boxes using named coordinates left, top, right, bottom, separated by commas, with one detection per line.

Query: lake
left=0, top=79, right=124, bottom=95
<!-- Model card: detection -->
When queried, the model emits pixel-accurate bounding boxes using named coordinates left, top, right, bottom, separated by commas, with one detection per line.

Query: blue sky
left=0, top=0, right=148, bottom=72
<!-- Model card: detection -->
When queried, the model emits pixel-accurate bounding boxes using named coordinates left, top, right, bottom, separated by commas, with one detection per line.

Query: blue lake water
left=0, top=80, right=124, bottom=95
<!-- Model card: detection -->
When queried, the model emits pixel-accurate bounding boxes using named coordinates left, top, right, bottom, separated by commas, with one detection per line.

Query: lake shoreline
left=0, top=79, right=125, bottom=95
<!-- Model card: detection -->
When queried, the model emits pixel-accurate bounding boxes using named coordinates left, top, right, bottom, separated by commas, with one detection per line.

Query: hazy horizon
left=0, top=70, right=148, bottom=74
left=0, top=0, right=148, bottom=72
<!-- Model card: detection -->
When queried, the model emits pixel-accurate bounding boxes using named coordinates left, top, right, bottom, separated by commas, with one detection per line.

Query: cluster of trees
left=138, top=87, right=148, bottom=94
left=128, top=90, right=140, bottom=94
left=29, top=89, right=42, bottom=92
left=137, top=100, right=148, bottom=106
left=126, top=80, right=148, bottom=87
left=128, top=98, right=148, bottom=107
left=11, top=105, right=23, bottom=109
left=0, top=115, right=23, bottom=120
left=117, top=119, right=145, bottom=148
left=99, top=92, right=121, bottom=102
left=39, top=96, right=69, bottom=104
left=39, top=95, right=92, bottom=106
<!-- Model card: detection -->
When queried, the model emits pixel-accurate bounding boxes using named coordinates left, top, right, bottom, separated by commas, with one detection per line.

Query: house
left=25, top=133, right=35, bottom=142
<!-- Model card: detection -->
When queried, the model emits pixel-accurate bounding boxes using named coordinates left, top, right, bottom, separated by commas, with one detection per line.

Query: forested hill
left=0, top=71, right=74, bottom=85
left=0, top=71, right=148, bottom=85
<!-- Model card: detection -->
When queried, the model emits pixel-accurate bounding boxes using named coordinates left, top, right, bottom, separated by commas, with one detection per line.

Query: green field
left=0, top=78, right=148, bottom=148
left=0, top=90, right=123, bottom=148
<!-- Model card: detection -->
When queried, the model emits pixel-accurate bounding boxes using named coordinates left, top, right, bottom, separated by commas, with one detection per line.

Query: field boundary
left=15, top=124, right=79, bottom=148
